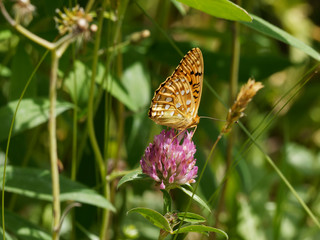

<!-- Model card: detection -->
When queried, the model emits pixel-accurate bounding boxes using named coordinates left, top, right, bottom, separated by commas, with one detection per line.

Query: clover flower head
left=140, top=129, right=198, bottom=190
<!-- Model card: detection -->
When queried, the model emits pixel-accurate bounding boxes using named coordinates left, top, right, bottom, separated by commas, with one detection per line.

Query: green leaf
left=176, top=212, right=206, bottom=223
left=0, top=166, right=116, bottom=211
left=178, top=186, right=211, bottom=213
left=177, top=0, right=252, bottom=22
left=117, top=169, right=150, bottom=189
left=128, top=207, right=172, bottom=232
left=3, top=210, right=51, bottom=240
left=0, top=98, right=73, bottom=141
left=171, top=0, right=187, bottom=16
left=64, top=60, right=91, bottom=108
left=173, top=225, right=228, bottom=239
left=76, top=223, right=100, bottom=240
left=97, top=61, right=150, bottom=112
left=286, top=143, right=320, bottom=175
left=0, top=64, right=11, bottom=77
left=242, top=14, right=320, bottom=61
left=0, top=228, right=14, bottom=240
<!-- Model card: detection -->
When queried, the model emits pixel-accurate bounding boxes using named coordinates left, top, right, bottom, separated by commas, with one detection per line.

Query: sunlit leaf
left=0, top=64, right=11, bottom=77
left=242, top=15, right=320, bottom=61
left=176, top=0, right=252, bottom=22
left=128, top=207, right=172, bottom=232
left=0, top=166, right=115, bottom=211
left=176, top=212, right=206, bottom=223
left=0, top=98, right=73, bottom=141
left=178, top=186, right=211, bottom=212
left=97, top=61, right=151, bottom=112
left=117, top=169, right=149, bottom=189
left=64, top=60, right=91, bottom=108
left=173, top=225, right=228, bottom=238
left=3, top=210, right=51, bottom=240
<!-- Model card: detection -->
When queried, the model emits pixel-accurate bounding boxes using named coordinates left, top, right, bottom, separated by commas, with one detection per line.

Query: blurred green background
left=0, top=0, right=320, bottom=239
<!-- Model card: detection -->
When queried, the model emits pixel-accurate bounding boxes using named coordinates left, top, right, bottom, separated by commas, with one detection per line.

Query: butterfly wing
left=148, top=48, right=204, bottom=130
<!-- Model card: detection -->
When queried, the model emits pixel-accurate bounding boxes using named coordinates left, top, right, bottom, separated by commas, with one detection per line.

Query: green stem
left=50, top=50, right=61, bottom=240
left=0, top=1, right=78, bottom=51
left=214, top=15, right=240, bottom=231
left=162, top=190, right=172, bottom=214
left=1, top=50, right=49, bottom=240
left=239, top=122, right=320, bottom=229
left=173, top=133, right=223, bottom=240
left=85, top=0, right=108, bottom=239
left=71, top=44, right=78, bottom=181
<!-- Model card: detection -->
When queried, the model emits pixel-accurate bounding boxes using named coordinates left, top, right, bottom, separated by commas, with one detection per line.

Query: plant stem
left=1, top=49, right=49, bottom=240
left=239, top=122, right=320, bottom=229
left=85, top=0, right=109, bottom=239
left=173, top=133, right=223, bottom=240
left=50, top=50, right=61, bottom=240
left=214, top=15, right=241, bottom=232
left=71, top=44, right=78, bottom=182
left=162, top=190, right=172, bottom=214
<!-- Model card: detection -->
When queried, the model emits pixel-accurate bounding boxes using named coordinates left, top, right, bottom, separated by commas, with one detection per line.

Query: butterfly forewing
left=148, top=48, right=203, bottom=130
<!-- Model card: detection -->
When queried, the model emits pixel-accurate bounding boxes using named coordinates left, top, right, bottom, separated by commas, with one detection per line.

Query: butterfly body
left=148, top=48, right=203, bottom=131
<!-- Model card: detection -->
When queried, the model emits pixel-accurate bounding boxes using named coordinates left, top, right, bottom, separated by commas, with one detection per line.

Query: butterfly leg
left=170, top=129, right=186, bottom=144
left=191, top=125, right=197, bottom=138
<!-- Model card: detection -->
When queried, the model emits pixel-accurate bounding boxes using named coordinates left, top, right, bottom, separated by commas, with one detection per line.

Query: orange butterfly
left=148, top=48, right=204, bottom=133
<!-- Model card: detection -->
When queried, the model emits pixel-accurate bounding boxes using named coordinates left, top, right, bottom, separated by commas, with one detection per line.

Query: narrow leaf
left=0, top=166, right=115, bottom=211
left=177, top=0, right=252, bottom=22
left=242, top=14, right=320, bottom=61
left=0, top=98, right=73, bottom=141
left=117, top=169, right=150, bottom=189
left=173, top=225, right=228, bottom=239
left=178, top=186, right=211, bottom=212
left=128, top=207, right=172, bottom=232
left=176, top=212, right=206, bottom=223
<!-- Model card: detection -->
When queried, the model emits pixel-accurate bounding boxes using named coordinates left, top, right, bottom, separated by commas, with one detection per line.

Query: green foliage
left=243, top=15, right=320, bottom=61
left=0, top=166, right=115, bottom=211
left=0, top=98, right=72, bottom=141
left=176, top=0, right=252, bottom=22
left=128, top=208, right=173, bottom=232
left=0, top=0, right=319, bottom=239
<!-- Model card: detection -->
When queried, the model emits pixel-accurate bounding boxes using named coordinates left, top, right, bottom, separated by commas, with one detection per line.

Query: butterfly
left=148, top=48, right=203, bottom=133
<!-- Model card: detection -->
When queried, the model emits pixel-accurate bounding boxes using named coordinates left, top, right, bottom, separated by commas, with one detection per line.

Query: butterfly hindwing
left=149, top=48, right=204, bottom=130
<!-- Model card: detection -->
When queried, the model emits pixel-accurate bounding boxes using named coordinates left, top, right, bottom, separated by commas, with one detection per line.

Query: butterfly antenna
left=199, top=116, right=226, bottom=122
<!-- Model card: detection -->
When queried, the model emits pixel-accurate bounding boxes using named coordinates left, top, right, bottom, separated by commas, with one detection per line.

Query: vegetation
left=0, top=0, right=319, bottom=239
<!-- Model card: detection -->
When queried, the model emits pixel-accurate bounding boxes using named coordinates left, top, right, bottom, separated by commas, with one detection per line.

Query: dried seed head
left=222, top=78, right=264, bottom=134
left=12, top=0, right=36, bottom=26
left=54, top=5, right=96, bottom=40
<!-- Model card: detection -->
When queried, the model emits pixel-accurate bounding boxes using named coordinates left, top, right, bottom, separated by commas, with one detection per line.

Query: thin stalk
left=0, top=1, right=77, bottom=51
left=135, top=1, right=183, bottom=57
left=9, top=126, right=41, bottom=210
left=1, top=50, right=49, bottom=240
left=103, top=1, right=129, bottom=239
left=85, top=0, right=108, bottom=239
left=71, top=44, right=78, bottom=181
left=173, top=133, right=223, bottom=240
left=50, top=50, right=61, bottom=240
left=239, top=122, right=320, bottom=229
left=70, top=43, right=77, bottom=240
left=214, top=17, right=240, bottom=230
